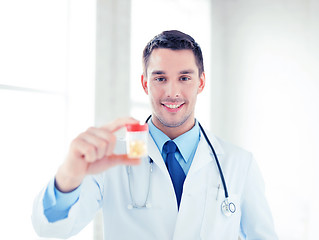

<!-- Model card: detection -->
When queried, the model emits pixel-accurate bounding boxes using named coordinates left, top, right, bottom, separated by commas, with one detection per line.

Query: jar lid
left=125, top=123, right=148, bottom=132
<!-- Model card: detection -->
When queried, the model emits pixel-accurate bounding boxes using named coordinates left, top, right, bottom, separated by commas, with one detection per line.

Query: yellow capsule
left=128, top=140, right=147, bottom=158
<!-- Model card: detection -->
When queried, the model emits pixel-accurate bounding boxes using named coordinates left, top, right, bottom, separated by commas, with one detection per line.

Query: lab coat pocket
left=200, top=185, right=241, bottom=240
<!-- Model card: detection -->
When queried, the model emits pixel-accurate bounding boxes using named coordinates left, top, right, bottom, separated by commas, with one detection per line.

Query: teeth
left=165, top=104, right=181, bottom=109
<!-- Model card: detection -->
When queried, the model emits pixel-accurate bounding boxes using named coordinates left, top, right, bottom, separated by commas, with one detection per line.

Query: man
left=32, top=30, right=278, bottom=239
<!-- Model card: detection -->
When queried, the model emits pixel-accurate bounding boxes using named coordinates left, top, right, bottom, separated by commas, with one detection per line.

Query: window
left=0, top=1, right=94, bottom=239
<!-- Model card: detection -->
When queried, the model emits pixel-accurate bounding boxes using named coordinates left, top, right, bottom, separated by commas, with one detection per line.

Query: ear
left=197, top=72, right=206, bottom=94
left=141, top=74, right=149, bottom=95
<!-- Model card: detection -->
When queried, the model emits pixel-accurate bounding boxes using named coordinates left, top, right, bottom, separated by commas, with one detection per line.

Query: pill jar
left=125, top=123, right=148, bottom=158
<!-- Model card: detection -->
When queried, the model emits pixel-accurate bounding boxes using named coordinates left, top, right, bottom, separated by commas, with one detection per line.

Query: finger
left=79, top=132, right=108, bottom=160
left=109, top=154, right=141, bottom=165
left=72, top=138, right=97, bottom=163
left=101, top=154, right=141, bottom=167
left=86, top=154, right=141, bottom=174
left=101, top=117, right=140, bottom=133
left=86, top=127, right=117, bottom=157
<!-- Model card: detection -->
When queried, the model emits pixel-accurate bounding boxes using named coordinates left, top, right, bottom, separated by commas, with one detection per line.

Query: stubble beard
left=155, top=111, right=192, bottom=128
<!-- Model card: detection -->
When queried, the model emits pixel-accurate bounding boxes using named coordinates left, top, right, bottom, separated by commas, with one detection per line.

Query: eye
left=155, top=77, right=166, bottom=82
left=180, top=76, right=191, bottom=81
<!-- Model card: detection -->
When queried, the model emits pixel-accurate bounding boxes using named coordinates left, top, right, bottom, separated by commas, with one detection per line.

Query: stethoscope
left=126, top=116, right=236, bottom=217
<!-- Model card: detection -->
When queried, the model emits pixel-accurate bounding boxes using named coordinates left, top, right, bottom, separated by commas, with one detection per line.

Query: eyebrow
left=179, top=69, right=195, bottom=74
left=150, top=70, right=165, bottom=75
left=150, top=69, right=195, bottom=75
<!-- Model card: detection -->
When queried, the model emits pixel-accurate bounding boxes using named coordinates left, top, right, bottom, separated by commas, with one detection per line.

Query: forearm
left=31, top=178, right=81, bottom=238
left=55, top=162, right=84, bottom=193
left=32, top=175, right=103, bottom=238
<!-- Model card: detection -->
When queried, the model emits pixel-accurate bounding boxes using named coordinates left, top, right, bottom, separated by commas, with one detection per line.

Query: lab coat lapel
left=147, top=133, right=180, bottom=212
left=174, top=132, right=224, bottom=239
left=147, top=134, right=170, bottom=177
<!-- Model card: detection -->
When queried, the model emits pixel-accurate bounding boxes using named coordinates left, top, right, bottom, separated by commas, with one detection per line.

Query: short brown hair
left=142, top=30, right=204, bottom=76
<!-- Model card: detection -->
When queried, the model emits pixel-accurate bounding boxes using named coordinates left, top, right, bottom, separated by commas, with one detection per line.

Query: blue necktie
left=164, top=140, right=186, bottom=209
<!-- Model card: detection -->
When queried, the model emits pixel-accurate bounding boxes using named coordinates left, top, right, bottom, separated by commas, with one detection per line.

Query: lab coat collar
left=204, top=131, right=224, bottom=156
left=186, top=130, right=224, bottom=177
left=147, top=129, right=224, bottom=176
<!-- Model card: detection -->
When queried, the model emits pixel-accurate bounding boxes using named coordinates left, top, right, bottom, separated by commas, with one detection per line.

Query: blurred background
left=0, top=0, right=318, bottom=239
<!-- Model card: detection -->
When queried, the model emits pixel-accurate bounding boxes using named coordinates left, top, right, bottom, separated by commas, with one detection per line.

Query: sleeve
left=32, top=174, right=104, bottom=239
left=239, top=157, right=278, bottom=240
left=42, top=178, right=82, bottom=222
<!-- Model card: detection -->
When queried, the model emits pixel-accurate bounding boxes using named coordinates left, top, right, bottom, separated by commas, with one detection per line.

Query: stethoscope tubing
left=146, top=115, right=229, bottom=198
left=126, top=158, right=153, bottom=209
left=127, top=115, right=234, bottom=216
left=198, top=122, right=229, bottom=199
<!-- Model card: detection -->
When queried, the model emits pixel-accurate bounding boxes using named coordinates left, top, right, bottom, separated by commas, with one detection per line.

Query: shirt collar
left=174, top=120, right=200, bottom=163
left=148, top=119, right=170, bottom=155
left=148, top=118, right=200, bottom=163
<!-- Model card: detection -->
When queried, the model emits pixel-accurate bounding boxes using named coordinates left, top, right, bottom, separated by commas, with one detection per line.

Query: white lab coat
left=32, top=131, right=278, bottom=239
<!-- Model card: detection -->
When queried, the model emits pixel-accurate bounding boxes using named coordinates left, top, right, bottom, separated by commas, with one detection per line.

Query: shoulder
left=205, top=130, right=252, bottom=162
left=204, top=130, right=255, bottom=179
left=204, top=131, right=262, bottom=195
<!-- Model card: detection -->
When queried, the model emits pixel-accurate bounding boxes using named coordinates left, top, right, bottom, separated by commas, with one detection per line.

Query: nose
left=166, top=80, right=180, bottom=98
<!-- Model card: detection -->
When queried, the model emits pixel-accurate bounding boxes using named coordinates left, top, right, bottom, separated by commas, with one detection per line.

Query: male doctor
left=32, top=30, right=278, bottom=239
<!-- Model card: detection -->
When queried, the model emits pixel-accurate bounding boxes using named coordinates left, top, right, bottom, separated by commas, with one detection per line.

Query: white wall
left=210, top=0, right=319, bottom=239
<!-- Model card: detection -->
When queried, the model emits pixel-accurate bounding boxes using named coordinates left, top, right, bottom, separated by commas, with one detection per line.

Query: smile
left=163, top=104, right=183, bottom=109
left=161, top=102, right=185, bottom=112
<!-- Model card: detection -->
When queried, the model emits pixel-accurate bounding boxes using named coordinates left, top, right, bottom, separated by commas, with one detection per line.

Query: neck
left=151, top=115, right=195, bottom=140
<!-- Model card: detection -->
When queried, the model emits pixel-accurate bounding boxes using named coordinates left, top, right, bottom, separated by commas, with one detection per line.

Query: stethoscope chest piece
left=127, top=203, right=152, bottom=210
left=221, top=198, right=236, bottom=217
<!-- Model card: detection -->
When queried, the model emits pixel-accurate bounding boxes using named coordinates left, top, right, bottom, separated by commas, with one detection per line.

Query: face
left=141, top=48, right=205, bottom=138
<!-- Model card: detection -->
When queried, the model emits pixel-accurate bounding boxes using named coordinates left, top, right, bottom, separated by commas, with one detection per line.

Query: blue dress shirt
left=43, top=118, right=200, bottom=222
left=43, top=178, right=81, bottom=222
left=148, top=118, right=200, bottom=175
